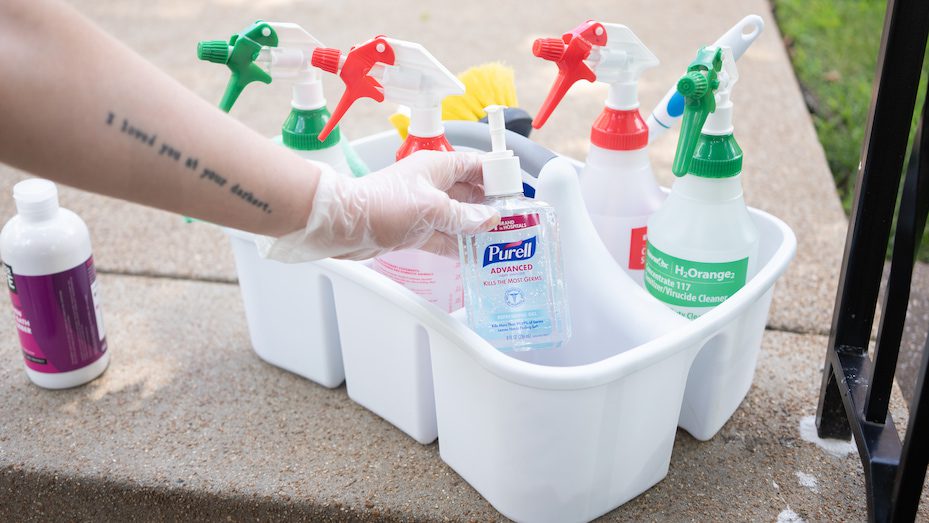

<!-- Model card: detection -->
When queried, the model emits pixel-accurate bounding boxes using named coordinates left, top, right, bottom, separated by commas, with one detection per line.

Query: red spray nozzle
left=532, top=38, right=566, bottom=61
left=531, top=20, right=608, bottom=129
left=311, top=47, right=342, bottom=74
left=312, top=36, right=396, bottom=141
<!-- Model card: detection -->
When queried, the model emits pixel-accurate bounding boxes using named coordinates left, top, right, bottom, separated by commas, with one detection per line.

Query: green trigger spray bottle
left=644, top=47, right=759, bottom=319
left=197, top=21, right=367, bottom=177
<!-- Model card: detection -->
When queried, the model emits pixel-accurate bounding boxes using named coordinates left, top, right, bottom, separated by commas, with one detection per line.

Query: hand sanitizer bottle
left=459, top=106, right=571, bottom=351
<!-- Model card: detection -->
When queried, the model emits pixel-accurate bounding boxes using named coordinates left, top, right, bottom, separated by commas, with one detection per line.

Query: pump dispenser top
left=531, top=21, right=658, bottom=139
left=672, top=46, right=742, bottom=178
left=482, top=105, right=523, bottom=196
left=311, top=36, right=464, bottom=158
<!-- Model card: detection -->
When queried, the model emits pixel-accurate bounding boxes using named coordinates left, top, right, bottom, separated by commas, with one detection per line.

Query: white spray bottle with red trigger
left=532, top=21, right=661, bottom=284
left=311, top=36, right=467, bottom=311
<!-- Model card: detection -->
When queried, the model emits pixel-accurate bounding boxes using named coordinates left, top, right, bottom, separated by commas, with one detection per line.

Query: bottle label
left=470, top=213, right=554, bottom=344
left=6, top=257, right=108, bottom=373
left=373, top=251, right=463, bottom=312
left=628, top=226, right=648, bottom=271
left=644, top=244, right=748, bottom=319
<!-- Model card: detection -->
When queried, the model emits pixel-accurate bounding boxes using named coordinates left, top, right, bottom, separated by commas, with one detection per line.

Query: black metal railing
left=815, top=0, right=929, bottom=521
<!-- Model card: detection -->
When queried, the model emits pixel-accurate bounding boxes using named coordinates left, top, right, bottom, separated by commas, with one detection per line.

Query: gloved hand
left=260, top=150, right=500, bottom=262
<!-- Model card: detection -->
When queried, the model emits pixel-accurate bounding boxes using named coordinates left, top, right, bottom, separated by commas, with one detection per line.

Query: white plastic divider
left=226, top=229, right=344, bottom=388
left=224, top=130, right=796, bottom=521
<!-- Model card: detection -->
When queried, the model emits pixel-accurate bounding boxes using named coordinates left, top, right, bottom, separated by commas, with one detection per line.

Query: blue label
left=482, top=236, right=537, bottom=267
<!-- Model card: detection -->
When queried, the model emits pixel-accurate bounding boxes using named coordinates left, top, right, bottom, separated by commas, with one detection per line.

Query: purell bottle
left=0, top=179, right=109, bottom=388
left=459, top=106, right=570, bottom=351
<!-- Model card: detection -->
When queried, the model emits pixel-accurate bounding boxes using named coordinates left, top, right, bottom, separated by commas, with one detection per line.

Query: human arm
left=0, top=0, right=497, bottom=258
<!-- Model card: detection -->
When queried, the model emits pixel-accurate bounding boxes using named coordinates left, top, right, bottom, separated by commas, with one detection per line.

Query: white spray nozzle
left=312, top=36, right=464, bottom=140
left=258, top=23, right=327, bottom=110
left=592, top=24, right=659, bottom=109
left=377, top=38, right=463, bottom=137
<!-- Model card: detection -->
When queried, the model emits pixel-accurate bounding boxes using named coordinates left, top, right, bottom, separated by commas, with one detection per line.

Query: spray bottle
left=646, top=15, right=764, bottom=143
left=197, top=21, right=365, bottom=176
left=459, top=106, right=570, bottom=351
left=644, top=47, right=759, bottom=319
left=311, top=36, right=467, bottom=311
left=532, top=21, right=661, bottom=283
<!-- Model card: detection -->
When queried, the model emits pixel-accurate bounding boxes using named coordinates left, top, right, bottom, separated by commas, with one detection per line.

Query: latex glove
left=260, top=150, right=500, bottom=262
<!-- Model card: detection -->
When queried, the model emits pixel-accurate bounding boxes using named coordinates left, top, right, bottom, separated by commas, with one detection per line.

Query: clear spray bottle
left=459, top=106, right=570, bottom=351
left=644, top=47, right=759, bottom=319
left=531, top=21, right=662, bottom=284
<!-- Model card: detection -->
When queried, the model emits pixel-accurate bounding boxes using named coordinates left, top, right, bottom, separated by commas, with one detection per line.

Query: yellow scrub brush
left=389, top=62, right=533, bottom=139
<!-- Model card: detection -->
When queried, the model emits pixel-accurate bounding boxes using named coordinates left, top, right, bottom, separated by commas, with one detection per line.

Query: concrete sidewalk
left=1, top=0, right=924, bottom=521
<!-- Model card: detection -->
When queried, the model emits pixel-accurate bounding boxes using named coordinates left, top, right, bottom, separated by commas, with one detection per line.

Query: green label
left=644, top=244, right=748, bottom=309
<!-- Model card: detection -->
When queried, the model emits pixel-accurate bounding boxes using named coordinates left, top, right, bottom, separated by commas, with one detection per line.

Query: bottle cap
left=14, top=179, right=59, bottom=221
left=282, top=107, right=341, bottom=150
left=688, top=133, right=742, bottom=178
left=590, top=107, right=648, bottom=150
left=482, top=105, right=524, bottom=196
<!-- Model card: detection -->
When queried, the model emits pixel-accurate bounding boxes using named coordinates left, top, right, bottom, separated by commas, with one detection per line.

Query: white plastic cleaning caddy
left=226, top=122, right=795, bottom=522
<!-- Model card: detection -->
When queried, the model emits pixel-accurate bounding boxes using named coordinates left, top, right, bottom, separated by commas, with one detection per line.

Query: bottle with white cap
left=459, top=106, right=570, bottom=352
left=0, top=179, right=109, bottom=388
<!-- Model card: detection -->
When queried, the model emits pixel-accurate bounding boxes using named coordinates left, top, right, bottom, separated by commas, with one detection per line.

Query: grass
left=772, top=0, right=929, bottom=259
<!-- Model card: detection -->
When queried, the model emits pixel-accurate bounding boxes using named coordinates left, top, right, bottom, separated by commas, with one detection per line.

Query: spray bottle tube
left=645, top=47, right=759, bottom=319
left=531, top=21, right=662, bottom=283
left=311, top=36, right=467, bottom=312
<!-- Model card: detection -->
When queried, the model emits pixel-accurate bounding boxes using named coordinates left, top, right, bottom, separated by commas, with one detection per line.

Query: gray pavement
left=0, top=273, right=925, bottom=521
left=0, top=0, right=922, bottom=520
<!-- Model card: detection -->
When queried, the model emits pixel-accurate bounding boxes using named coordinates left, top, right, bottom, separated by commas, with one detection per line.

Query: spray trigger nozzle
left=671, top=47, right=726, bottom=176
left=532, top=21, right=657, bottom=129
left=197, top=21, right=330, bottom=113
left=311, top=36, right=463, bottom=144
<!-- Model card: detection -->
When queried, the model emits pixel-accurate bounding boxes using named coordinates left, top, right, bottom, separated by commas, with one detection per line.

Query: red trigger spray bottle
left=312, top=36, right=467, bottom=311
left=532, top=21, right=661, bottom=285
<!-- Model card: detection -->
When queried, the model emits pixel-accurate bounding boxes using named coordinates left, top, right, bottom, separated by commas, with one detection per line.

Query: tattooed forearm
left=106, top=111, right=272, bottom=214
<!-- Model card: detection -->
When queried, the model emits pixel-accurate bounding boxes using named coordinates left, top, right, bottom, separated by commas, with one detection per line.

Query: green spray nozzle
left=671, top=47, right=723, bottom=176
left=197, top=20, right=279, bottom=112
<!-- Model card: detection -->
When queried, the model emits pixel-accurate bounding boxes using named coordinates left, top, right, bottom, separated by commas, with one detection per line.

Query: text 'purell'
left=482, top=237, right=537, bottom=267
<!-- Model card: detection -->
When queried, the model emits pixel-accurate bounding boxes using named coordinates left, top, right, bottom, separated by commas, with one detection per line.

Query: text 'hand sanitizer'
left=645, top=47, right=759, bottom=319
left=312, top=35, right=466, bottom=312
left=460, top=106, right=570, bottom=351
left=532, top=21, right=662, bottom=284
